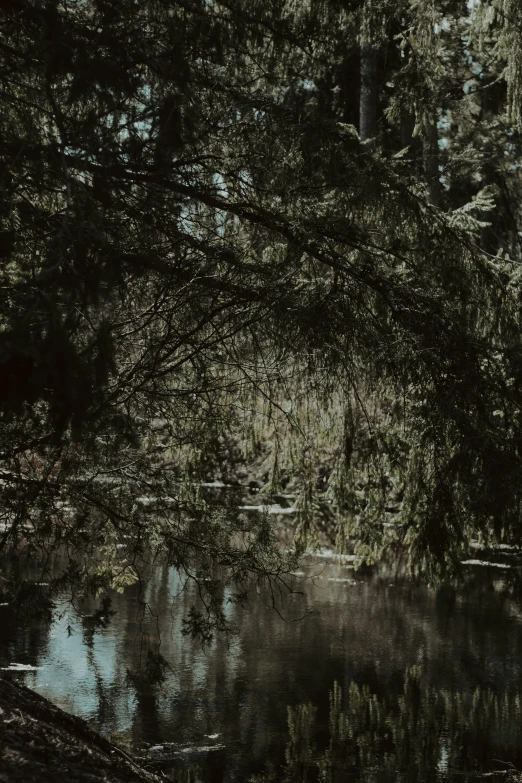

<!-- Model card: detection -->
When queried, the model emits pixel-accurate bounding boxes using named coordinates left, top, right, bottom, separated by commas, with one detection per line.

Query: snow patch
left=461, top=559, right=512, bottom=569
left=316, top=550, right=357, bottom=563
left=1, top=663, right=42, bottom=672
left=470, top=541, right=519, bottom=552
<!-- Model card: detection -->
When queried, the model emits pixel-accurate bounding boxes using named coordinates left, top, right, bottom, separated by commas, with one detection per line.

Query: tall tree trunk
left=479, top=166, right=497, bottom=254
left=423, top=119, right=441, bottom=207
left=359, top=40, right=378, bottom=141
left=400, top=112, right=415, bottom=149
left=479, top=83, right=498, bottom=254
left=359, top=1, right=378, bottom=144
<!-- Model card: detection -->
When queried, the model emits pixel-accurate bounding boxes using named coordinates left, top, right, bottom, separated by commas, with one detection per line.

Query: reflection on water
left=276, top=673, right=522, bottom=783
left=2, top=557, right=522, bottom=781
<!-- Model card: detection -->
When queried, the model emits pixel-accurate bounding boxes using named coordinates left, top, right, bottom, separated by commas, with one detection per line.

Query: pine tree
left=2, top=0, right=522, bottom=629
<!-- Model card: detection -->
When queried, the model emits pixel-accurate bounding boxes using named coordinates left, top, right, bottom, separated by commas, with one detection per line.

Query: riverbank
left=0, top=673, right=162, bottom=782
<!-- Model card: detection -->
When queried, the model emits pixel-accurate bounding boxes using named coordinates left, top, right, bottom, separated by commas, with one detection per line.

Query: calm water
left=2, top=554, right=522, bottom=782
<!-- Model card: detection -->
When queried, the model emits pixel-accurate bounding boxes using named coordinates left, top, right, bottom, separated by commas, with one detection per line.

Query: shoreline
left=0, top=673, right=162, bottom=782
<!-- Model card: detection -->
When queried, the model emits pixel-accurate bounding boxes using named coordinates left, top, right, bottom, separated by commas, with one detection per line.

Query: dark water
left=2, top=554, right=522, bottom=782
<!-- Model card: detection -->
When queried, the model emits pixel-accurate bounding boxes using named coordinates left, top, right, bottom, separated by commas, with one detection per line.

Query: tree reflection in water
left=251, top=669, right=522, bottom=783
left=6, top=560, right=522, bottom=782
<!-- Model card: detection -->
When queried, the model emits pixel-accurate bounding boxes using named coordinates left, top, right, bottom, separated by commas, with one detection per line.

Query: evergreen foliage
left=2, top=0, right=522, bottom=626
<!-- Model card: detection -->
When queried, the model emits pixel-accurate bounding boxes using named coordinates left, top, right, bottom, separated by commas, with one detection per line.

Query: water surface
left=1, top=555, right=522, bottom=781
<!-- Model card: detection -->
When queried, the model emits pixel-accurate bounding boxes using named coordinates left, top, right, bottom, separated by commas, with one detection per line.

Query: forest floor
left=0, top=673, right=164, bottom=782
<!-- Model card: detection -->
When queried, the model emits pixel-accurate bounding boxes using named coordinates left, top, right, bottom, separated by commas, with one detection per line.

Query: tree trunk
left=423, top=119, right=441, bottom=207
left=479, top=83, right=498, bottom=254
left=359, top=40, right=378, bottom=141
left=400, top=112, right=415, bottom=149
left=479, top=167, right=497, bottom=254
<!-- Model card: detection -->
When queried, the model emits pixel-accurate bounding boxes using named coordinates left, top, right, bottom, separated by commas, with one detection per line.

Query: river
left=1, top=552, right=522, bottom=782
